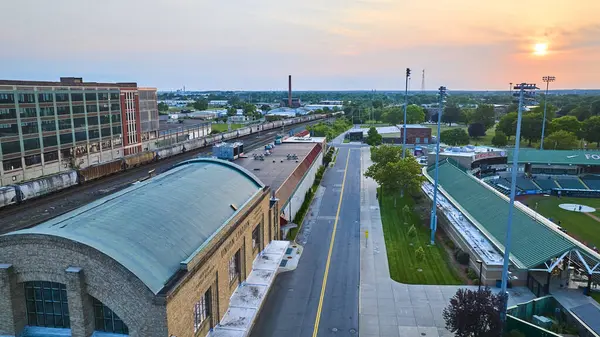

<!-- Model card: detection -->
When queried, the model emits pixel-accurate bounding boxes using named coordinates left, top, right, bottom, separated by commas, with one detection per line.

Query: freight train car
left=124, top=151, right=156, bottom=169
left=78, top=159, right=125, bottom=183
left=0, top=186, right=17, bottom=208
left=16, top=170, right=79, bottom=202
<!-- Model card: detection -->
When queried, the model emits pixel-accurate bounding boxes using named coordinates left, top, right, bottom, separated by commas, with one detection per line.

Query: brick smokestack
left=288, top=75, right=292, bottom=108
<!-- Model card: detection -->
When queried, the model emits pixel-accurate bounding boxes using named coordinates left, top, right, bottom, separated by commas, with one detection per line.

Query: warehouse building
left=0, top=77, right=159, bottom=185
left=0, top=158, right=282, bottom=337
left=238, top=137, right=326, bottom=235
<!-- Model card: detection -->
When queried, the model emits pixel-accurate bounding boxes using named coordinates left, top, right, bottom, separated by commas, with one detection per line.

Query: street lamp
left=540, top=76, right=556, bottom=150
left=429, top=86, right=447, bottom=245
left=501, top=83, right=538, bottom=325
left=402, top=68, right=411, bottom=158
left=476, top=259, right=483, bottom=291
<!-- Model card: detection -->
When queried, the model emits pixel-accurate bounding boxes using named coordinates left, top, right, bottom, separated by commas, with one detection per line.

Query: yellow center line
left=312, top=148, right=352, bottom=337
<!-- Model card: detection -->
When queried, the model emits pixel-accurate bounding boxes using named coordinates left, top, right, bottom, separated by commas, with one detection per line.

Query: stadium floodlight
left=540, top=76, right=556, bottom=150
left=402, top=68, right=411, bottom=158
left=429, top=86, right=447, bottom=245
left=500, top=82, right=538, bottom=327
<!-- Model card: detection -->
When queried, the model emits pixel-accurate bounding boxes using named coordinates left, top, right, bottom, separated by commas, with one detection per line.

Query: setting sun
left=534, top=43, right=548, bottom=56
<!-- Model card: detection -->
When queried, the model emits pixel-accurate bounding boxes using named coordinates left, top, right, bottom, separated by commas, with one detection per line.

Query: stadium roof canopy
left=426, top=160, right=600, bottom=271
left=508, top=149, right=600, bottom=166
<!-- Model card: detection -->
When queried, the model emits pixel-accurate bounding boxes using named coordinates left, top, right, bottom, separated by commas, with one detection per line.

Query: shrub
left=415, top=246, right=425, bottom=262
left=407, top=225, right=417, bottom=238
left=457, top=251, right=470, bottom=265
left=445, top=239, right=456, bottom=250
left=466, top=268, right=478, bottom=280
left=506, top=330, right=525, bottom=337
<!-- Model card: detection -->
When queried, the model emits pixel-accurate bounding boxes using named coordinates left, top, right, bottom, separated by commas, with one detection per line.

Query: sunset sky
left=2, top=0, right=599, bottom=90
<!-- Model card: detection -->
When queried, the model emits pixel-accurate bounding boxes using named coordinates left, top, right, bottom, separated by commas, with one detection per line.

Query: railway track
left=0, top=120, right=319, bottom=234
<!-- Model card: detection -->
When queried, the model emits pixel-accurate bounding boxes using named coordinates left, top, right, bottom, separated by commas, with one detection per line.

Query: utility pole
left=421, top=70, right=425, bottom=93
left=429, top=86, right=447, bottom=245
left=540, top=76, right=556, bottom=150
left=402, top=68, right=411, bottom=158
left=500, top=83, right=538, bottom=328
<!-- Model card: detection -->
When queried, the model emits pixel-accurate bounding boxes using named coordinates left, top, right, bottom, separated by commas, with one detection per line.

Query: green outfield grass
left=379, top=193, right=462, bottom=285
left=524, top=195, right=600, bottom=248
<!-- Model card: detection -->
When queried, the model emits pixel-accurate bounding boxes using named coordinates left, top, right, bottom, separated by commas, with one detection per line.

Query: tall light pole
left=402, top=68, right=411, bottom=158
left=500, top=83, right=538, bottom=326
left=540, top=76, right=556, bottom=150
left=429, top=86, right=447, bottom=245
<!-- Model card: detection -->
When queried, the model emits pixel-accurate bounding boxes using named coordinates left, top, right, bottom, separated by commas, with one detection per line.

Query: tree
left=491, top=131, right=508, bottom=147
left=365, top=127, right=383, bottom=146
left=440, top=128, right=469, bottom=146
left=158, top=102, right=169, bottom=112
left=528, top=103, right=557, bottom=120
left=582, top=116, right=600, bottom=147
left=472, top=104, right=495, bottom=130
left=372, top=99, right=384, bottom=109
left=592, top=100, right=600, bottom=116
left=443, top=287, right=506, bottom=337
left=521, top=112, right=544, bottom=147
left=260, top=104, right=270, bottom=112
left=496, top=112, right=517, bottom=140
left=373, top=108, right=384, bottom=123
left=382, top=107, right=402, bottom=125
left=406, top=104, right=426, bottom=124
left=443, top=103, right=462, bottom=126
left=569, top=105, right=591, bottom=121
left=243, top=103, right=257, bottom=117
left=227, top=107, right=237, bottom=116
left=460, top=109, right=475, bottom=125
left=550, top=116, right=581, bottom=137
left=193, top=99, right=208, bottom=111
left=468, top=123, right=486, bottom=139
left=545, top=130, right=579, bottom=150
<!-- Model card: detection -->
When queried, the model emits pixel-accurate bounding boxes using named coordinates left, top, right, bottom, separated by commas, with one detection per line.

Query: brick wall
left=166, top=191, right=272, bottom=337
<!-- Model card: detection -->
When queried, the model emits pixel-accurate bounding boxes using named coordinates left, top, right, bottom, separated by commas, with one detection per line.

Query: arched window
left=24, top=281, right=70, bottom=328
left=92, top=297, right=129, bottom=335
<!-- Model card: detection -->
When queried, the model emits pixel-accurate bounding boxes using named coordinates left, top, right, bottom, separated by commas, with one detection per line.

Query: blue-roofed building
left=0, top=158, right=284, bottom=337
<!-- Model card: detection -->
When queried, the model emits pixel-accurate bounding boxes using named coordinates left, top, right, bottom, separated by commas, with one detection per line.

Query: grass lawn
left=590, top=291, right=600, bottom=305
left=380, top=193, right=462, bottom=285
left=210, top=123, right=243, bottom=132
left=523, top=195, right=600, bottom=248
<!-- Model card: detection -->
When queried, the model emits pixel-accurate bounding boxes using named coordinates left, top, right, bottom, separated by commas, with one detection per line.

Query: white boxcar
left=0, top=186, right=18, bottom=208
left=17, top=170, right=78, bottom=201
left=155, top=144, right=184, bottom=160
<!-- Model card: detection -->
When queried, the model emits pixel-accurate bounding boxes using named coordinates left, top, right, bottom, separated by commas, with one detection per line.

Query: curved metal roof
left=4, top=158, right=264, bottom=294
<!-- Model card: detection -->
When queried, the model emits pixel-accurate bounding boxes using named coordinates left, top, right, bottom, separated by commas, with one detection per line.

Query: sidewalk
left=358, top=147, right=535, bottom=337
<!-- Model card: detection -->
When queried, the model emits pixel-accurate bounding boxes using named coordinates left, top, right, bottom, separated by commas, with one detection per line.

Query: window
left=58, top=119, right=72, bottom=130
left=41, top=120, right=56, bottom=132
left=85, top=92, right=97, bottom=102
left=39, top=107, right=55, bottom=117
left=38, top=93, right=54, bottom=103
left=415, top=137, right=420, bottom=144
left=228, top=251, right=241, bottom=283
left=75, top=131, right=87, bottom=142
left=25, top=154, right=42, bottom=166
left=98, top=92, right=109, bottom=101
left=99, top=103, right=109, bottom=112
left=89, top=129, right=100, bottom=140
left=21, top=121, right=39, bottom=134
left=43, top=136, right=58, bottom=148
left=111, top=113, right=121, bottom=123
left=112, top=126, right=121, bottom=135
left=59, top=132, right=73, bottom=145
left=87, top=116, right=99, bottom=126
left=101, top=127, right=111, bottom=138
left=0, top=123, right=19, bottom=136
left=424, top=138, right=428, bottom=144
left=24, top=281, right=70, bottom=328
left=44, top=151, right=58, bottom=162
left=0, top=108, right=17, bottom=119
left=252, top=225, right=260, bottom=251
left=110, top=103, right=120, bottom=112
left=1, top=140, right=21, bottom=154
left=70, top=93, right=83, bottom=102
left=92, top=297, right=129, bottom=334
left=23, top=137, right=41, bottom=151
left=72, top=105, right=85, bottom=115
left=55, top=93, right=69, bottom=102
left=109, top=92, right=119, bottom=100
left=194, top=289, right=211, bottom=332
left=19, top=107, right=37, bottom=118
left=100, top=115, right=111, bottom=125
left=18, top=93, right=35, bottom=104
left=0, top=93, right=15, bottom=104
left=3, top=157, right=22, bottom=171
left=73, top=118, right=86, bottom=128
left=86, top=104, right=98, bottom=113
left=56, top=106, right=70, bottom=116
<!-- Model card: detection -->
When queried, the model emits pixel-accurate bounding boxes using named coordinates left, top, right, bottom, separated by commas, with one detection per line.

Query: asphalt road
left=250, top=145, right=361, bottom=337
left=0, top=120, right=322, bottom=235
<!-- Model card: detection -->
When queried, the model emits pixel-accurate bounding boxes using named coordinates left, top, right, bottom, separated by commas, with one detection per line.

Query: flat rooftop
left=236, top=142, right=320, bottom=205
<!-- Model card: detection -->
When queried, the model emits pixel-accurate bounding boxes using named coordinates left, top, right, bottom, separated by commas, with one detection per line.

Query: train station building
left=0, top=158, right=284, bottom=337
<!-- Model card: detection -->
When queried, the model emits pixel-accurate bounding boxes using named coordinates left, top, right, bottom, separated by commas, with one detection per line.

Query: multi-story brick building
left=0, top=77, right=159, bottom=185
left=0, top=158, right=281, bottom=337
